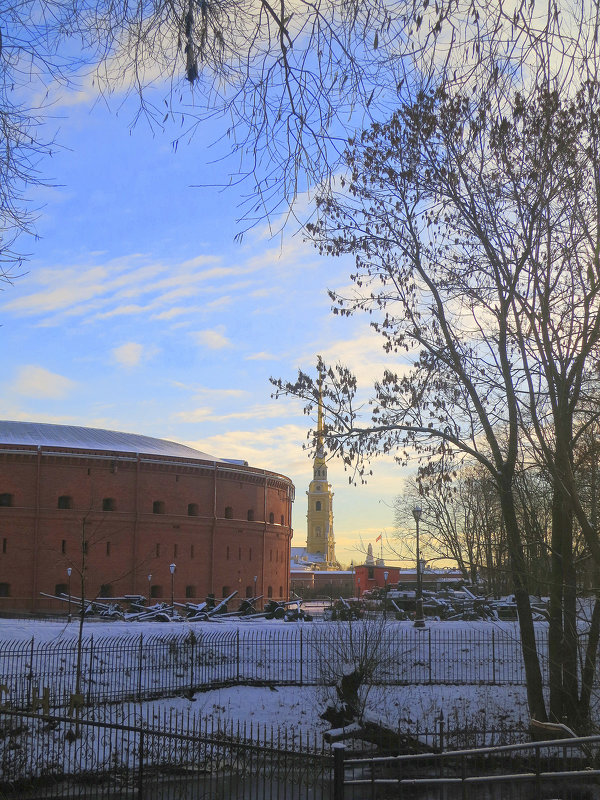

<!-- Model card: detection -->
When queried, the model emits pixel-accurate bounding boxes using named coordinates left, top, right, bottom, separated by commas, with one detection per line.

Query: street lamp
left=67, top=567, right=72, bottom=622
left=147, top=573, right=152, bottom=602
left=169, top=563, right=176, bottom=616
left=357, top=577, right=361, bottom=599
left=413, top=505, right=426, bottom=628
left=383, top=570, right=389, bottom=620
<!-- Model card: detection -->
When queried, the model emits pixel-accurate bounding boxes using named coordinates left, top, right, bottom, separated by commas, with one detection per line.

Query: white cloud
left=193, top=327, right=232, bottom=350
left=13, top=366, right=77, bottom=399
left=185, top=424, right=309, bottom=476
left=245, top=351, right=279, bottom=361
left=250, top=288, right=279, bottom=299
left=170, top=382, right=249, bottom=399
left=205, top=296, right=234, bottom=311
left=112, top=342, right=145, bottom=367
left=176, top=402, right=289, bottom=424
left=152, top=306, right=203, bottom=321
left=1, top=256, right=226, bottom=322
left=174, top=406, right=214, bottom=423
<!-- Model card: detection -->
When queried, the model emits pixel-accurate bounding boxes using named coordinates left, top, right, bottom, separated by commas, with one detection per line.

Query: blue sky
left=0, top=83, right=412, bottom=566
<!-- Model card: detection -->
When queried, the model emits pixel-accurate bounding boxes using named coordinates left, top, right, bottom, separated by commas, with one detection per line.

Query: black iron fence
left=0, top=624, right=550, bottom=711
left=0, top=707, right=331, bottom=799
left=336, top=733, right=600, bottom=799
left=0, top=706, right=591, bottom=800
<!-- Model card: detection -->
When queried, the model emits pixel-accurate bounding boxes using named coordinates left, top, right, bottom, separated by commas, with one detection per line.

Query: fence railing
left=336, top=732, right=600, bottom=799
left=0, top=707, right=331, bottom=800
left=0, top=706, right=593, bottom=800
left=0, top=624, right=551, bottom=711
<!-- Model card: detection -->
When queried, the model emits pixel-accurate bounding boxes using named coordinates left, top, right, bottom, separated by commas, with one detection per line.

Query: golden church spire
left=314, top=375, right=326, bottom=474
left=306, top=369, right=337, bottom=566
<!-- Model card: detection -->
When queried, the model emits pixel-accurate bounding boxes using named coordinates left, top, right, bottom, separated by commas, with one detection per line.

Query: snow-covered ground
left=0, top=616, right=534, bottom=740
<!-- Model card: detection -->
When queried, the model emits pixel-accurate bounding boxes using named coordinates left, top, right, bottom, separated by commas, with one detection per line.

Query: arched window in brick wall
left=153, top=500, right=165, bottom=514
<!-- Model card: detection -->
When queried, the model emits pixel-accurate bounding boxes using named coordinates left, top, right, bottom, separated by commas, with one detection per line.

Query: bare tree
left=2, top=0, right=599, bottom=267
left=273, top=71, right=600, bottom=729
left=395, top=467, right=507, bottom=589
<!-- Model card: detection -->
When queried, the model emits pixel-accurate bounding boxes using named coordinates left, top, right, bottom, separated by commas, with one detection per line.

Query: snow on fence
left=0, top=706, right=331, bottom=799
left=0, top=624, right=550, bottom=711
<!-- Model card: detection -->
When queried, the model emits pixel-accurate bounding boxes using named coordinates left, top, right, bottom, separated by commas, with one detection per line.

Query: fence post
left=137, top=727, right=145, bottom=800
left=535, top=744, right=541, bottom=800
left=299, top=626, right=303, bottom=686
left=492, top=629, right=496, bottom=685
left=333, top=742, right=345, bottom=800
left=137, top=634, right=144, bottom=702
left=236, top=629, right=240, bottom=682
left=189, top=632, right=195, bottom=693
left=87, top=636, right=94, bottom=705
left=28, top=637, right=34, bottom=709
left=428, top=628, right=432, bottom=684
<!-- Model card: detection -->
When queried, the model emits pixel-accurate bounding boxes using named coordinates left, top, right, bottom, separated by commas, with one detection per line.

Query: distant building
left=290, top=564, right=354, bottom=598
left=0, top=421, right=295, bottom=613
left=354, top=564, right=464, bottom=597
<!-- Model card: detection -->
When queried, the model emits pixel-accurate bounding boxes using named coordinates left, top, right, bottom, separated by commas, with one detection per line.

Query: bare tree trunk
left=578, top=597, right=600, bottom=732
left=562, top=520, right=579, bottom=728
left=549, top=489, right=564, bottom=722
left=501, top=479, right=548, bottom=722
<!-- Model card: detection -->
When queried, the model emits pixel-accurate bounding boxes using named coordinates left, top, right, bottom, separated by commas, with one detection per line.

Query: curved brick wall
left=0, top=428, right=295, bottom=612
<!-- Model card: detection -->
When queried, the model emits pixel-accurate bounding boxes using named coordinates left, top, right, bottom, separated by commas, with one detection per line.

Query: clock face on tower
left=316, top=485, right=321, bottom=491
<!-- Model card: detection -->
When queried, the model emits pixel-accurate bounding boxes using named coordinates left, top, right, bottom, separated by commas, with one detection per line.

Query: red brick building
left=354, top=564, right=465, bottom=597
left=0, top=421, right=295, bottom=612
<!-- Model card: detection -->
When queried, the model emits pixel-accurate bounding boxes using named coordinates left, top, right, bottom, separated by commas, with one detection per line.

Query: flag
left=375, top=534, right=382, bottom=542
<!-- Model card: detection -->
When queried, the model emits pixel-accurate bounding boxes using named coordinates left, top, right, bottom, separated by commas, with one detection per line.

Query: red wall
left=0, top=445, right=294, bottom=612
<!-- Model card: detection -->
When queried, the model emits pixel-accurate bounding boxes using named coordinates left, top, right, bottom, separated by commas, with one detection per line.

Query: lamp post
left=383, top=570, right=389, bottom=620
left=169, top=563, right=176, bottom=616
left=67, top=567, right=72, bottom=622
left=357, top=577, right=361, bottom=599
left=413, top=505, right=426, bottom=628
left=147, top=573, right=152, bottom=601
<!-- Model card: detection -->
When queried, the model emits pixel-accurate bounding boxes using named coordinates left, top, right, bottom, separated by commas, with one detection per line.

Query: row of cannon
left=40, top=590, right=314, bottom=622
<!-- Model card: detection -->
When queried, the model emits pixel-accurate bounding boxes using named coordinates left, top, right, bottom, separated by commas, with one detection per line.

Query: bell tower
left=306, top=381, right=336, bottom=564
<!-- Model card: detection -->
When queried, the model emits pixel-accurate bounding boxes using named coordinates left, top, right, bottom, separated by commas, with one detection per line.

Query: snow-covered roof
left=0, top=420, right=224, bottom=462
left=291, top=547, right=327, bottom=563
